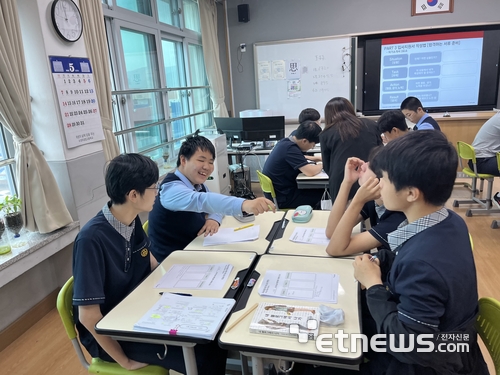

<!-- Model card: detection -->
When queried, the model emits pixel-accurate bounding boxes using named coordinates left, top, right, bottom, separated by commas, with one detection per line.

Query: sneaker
left=494, top=192, right=500, bottom=206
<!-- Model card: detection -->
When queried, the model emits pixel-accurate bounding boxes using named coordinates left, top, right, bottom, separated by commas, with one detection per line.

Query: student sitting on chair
left=72, top=153, right=227, bottom=374
left=469, top=111, right=500, bottom=176
left=400, top=96, right=441, bottom=131
left=325, top=154, right=405, bottom=257
left=148, top=135, right=275, bottom=263
left=353, top=131, right=488, bottom=374
left=377, top=110, right=410, bottom=143
left=262, top=121, right=324, bottom=209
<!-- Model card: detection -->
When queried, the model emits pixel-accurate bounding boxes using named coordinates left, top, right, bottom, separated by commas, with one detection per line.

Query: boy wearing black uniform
left=353, top=131, right=487, bottom=374
left=72, top=153, right=227, bottom=374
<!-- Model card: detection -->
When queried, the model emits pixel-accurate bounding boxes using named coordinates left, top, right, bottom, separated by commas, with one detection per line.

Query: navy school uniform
left=363, top=210, right=488, bottom=374
left=72, top=208, right=227, bottom=374
left=360, top=201, right=406, bottom=251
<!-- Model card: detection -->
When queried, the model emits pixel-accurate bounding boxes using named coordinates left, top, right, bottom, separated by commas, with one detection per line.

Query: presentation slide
left=379, top=31, right=484, bottom=110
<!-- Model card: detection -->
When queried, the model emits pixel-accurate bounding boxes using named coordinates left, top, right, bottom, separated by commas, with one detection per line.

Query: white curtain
left=80, top=0, right=120, bottom=161
left=198, top=0, right=229, bottom=117
left=0, top=0, right=72, bottom=233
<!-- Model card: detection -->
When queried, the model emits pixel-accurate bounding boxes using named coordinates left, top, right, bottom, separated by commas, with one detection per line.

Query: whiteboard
left=254, top=36, right=355, bottom=120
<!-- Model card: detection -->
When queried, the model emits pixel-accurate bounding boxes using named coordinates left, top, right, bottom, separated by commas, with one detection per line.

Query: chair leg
left=461, top=178, right=500, bottom=216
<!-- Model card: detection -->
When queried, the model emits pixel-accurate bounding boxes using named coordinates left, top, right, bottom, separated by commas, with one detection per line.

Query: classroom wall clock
left=412, top=0, right=454, bottom=16
left=51, top=0, right=83, bottom=42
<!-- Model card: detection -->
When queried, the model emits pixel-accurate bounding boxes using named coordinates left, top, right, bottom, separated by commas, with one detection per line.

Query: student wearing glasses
left=72, top=153, right=227, bottom=374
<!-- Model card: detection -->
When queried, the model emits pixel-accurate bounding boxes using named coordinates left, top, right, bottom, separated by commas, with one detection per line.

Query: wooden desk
left=184, top=211, right=286, bottom=254
left=219, top=254, right=362, bottom=375
left=95, top=250, right=258, bottom=375
left=296, top=172, right=329, bottom=189
left=269, top=210, right=360, bottom=257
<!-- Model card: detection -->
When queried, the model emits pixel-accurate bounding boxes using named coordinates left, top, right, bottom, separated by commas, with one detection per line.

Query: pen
left=370, top=255, right=378, bottom=262
left=234, top=223, right=254, bottom=232
left=224, top=303, right=259, bottom=333
left=159, top=292, right=192, bottom=296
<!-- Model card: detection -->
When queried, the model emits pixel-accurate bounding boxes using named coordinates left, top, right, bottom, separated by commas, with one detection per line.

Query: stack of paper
left=289, top=227, right=330, bottom=245
left=203, top=225, right=260, bottom=246
left=133, top=294, right=235, bottom=340
left=258, top=270, right=339, bottom=303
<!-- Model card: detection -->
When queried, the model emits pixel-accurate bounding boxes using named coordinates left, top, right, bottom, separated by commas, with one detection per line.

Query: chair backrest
left=57, top=277, right=91, bottom=370
left=57, top=277, right=169, bottom=375
left=476, top=297, right=500, bottom=374
left=457, top=141, right=477, bottom=164
left=143, top=220, right=149, bottom=235
left=497, top=152, right=500, bottom=172
left=256, top=170, right=279, bottom=209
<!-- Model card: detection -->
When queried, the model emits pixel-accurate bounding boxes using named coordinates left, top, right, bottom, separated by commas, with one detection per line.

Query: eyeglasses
left=146, top=182, right=160, bottom=191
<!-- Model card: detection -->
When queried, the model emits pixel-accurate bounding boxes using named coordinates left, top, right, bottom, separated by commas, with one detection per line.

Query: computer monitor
left=215, top=116, right=285, bottom=149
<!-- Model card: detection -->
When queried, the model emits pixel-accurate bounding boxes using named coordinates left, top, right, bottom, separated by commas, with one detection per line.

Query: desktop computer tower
left=203, top=134, right=231, bottom=195
left=229, top=164, right=253, bottom=198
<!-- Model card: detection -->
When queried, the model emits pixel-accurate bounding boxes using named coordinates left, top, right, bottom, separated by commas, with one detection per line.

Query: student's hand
left=352, top=254, right=383, bottom=290
left=352, top=177, right=381, bottom=205
left=242, top=197, right=276, bottom=215
left=343, top=157, right=365, bottom=185
left=123, top=359, right=149, bottom=370
left=198, top=219, right=220, bottom=237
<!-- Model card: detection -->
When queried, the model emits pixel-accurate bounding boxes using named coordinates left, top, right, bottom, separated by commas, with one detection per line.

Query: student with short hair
left=400, top=96, right=441, bottom=131
left=377, top=110, right=409, bottom=143
left=325, top=155, right=406, bottom=257
left=298, top=108, right=321, bottom=124
left=148, top=135, right=275, bottom=262
left=290, top=108, right=322, bottom=138
left=353, top=131, right=487, bottom=374
left=72, top=153, right=227, bottom=374
left=262, top=121, right=324, bottom=208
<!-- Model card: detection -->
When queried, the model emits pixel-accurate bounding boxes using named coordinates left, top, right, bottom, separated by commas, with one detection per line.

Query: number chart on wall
left=49, top=56, right=105, bottom=148
left=254, top=36, right=355, bottom=120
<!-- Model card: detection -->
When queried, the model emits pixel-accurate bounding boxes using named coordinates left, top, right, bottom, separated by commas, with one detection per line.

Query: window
left=0, top=124, right=18, bottom=201
left=103, top=0, right=214, bottom=175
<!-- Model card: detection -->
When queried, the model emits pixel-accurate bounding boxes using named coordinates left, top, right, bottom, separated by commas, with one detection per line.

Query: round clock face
left=51, top=0, right=83, bottom=42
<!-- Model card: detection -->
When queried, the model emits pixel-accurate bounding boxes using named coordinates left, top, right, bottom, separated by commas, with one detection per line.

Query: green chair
left=452, top=142, right=500, bottom=218
left=143, top=220, right=149, bottom=235
left=56, top=277, right=168, bottom=375
left=256, top=170, right=280, bottom=209
left=492, top=152, right=500, bottom=229
left=476, top=297, right=500, bottom=374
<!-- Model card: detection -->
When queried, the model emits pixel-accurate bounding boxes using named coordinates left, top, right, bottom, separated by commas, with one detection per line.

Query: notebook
left=133, top=293, right=235, bottom=340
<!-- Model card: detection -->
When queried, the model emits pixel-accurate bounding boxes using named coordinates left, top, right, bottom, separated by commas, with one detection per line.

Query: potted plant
left=0, top=195, right=24, bottom=237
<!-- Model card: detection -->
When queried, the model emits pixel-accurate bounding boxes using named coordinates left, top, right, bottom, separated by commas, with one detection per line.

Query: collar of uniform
left=415, top=113, right=430, bottom=129
left=374, top=202, right=386, bottom=219
left=102, top=202, right=135, bottom=242
left=174, top=169, right=203, bottom=191
left=387, top=207, right=449, bottom=251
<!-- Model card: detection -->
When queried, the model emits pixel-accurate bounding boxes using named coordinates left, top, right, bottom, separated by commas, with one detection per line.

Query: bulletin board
left=254, top=36, right=356, bottom=120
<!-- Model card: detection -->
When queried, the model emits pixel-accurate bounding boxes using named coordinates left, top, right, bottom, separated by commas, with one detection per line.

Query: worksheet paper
left=289, top=227, right=330, bottom=245
left=133, top=293, right=235, bottom=340
left=154, top=263, right=233, bottom=290
left=203, top=225, right=260, bottom=246
left=258, top=270, right=339, bottom=303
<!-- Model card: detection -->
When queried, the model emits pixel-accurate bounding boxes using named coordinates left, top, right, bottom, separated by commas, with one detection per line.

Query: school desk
left=296, top=172, right=329, bottom=189
left=184, top=210, right=286, bottom=255
left=219, top=254, right=362, bottom=375
left=95, top=250, right=258, bottom=375
left=268, top=210, right=361, bottom=257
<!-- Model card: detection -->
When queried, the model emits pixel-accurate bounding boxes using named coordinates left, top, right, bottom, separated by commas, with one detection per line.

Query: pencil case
left=292, top=205, right=313, bottom=223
